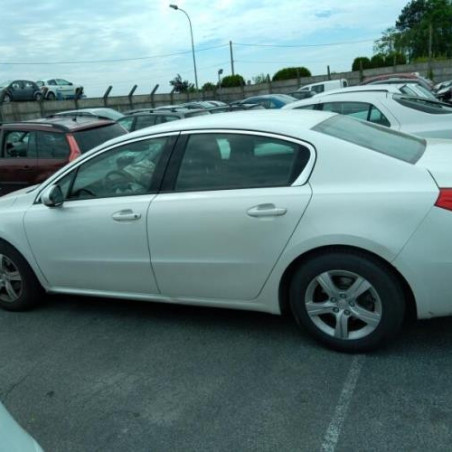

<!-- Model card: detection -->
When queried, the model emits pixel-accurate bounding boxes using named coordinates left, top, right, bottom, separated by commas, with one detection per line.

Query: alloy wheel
left=0, top=254, right=23, bottom=303
left=304, top=270, right=382, bottom=340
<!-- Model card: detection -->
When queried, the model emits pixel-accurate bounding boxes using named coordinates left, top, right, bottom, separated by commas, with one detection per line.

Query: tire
left=34, top=92, right=43, bottom=101
left=0, top=242, right=43, bottom=311
left=47, top=92, right=56, bottom=100
left=289, top=251, right=405, bottom=352
left=3, top=93, right=11, bottom=103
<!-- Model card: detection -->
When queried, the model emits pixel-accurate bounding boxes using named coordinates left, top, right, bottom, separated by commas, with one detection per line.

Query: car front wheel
left=0, top=242, right=43, bottom=311
left=47, top=92, right=56, bottom=100
left=289, top=251, right=405, bottom=352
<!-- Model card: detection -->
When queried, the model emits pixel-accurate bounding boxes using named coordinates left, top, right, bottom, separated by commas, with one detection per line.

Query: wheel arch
left=278, top=244, right=417, bottom=321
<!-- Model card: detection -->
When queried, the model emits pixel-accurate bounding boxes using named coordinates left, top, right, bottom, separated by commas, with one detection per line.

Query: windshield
left=313, top=115, right=426, bottom=163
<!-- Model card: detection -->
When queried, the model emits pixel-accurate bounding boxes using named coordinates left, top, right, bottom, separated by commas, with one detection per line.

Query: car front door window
left=66, top=137, right=169, bottom=200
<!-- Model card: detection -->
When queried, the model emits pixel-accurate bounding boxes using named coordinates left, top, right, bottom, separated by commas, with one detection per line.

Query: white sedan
left=283, top=86, right=452, bottom=138
left=1, top=110, right=452, bottom=352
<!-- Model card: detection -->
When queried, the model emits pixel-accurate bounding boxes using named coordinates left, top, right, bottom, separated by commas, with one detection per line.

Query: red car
left=0, top=116, right=127, bottom=195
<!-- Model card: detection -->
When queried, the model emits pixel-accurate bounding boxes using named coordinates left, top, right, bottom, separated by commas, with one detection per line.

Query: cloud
left=0, top=0, right=408, bottom=96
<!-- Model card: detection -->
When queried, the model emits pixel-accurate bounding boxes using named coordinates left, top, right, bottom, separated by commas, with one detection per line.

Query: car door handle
left=247, top=204, right=287, bottom=218
left=112, top=209, right=141, bottom=222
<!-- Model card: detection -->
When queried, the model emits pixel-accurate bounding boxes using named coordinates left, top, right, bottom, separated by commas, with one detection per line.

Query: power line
left=0, top=44, right=229, bottom=65
left=233, top=38, right=376, bottom=48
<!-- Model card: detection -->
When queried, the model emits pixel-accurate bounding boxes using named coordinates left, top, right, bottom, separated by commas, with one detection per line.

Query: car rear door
left=147, top=131, right=314, bottom=302
left=0, top=129, right=38, bottom=194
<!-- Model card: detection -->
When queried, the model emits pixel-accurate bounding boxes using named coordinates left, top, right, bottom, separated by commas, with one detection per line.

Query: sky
left=0, top=0, right=409, bottom=98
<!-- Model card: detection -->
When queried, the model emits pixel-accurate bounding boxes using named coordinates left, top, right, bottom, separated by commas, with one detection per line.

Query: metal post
left=229, top=41, right=235, bottom=75
left=170, top=5, right=199, bottom=92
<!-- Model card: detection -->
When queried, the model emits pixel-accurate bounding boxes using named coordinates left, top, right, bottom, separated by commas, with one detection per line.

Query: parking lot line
left=320, top=355, right=365, bottom=452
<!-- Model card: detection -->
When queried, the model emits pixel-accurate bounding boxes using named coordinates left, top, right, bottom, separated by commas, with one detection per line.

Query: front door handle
left=112, top=209, right=141, bottom=222
left=247, top=203, right=287, bottom=218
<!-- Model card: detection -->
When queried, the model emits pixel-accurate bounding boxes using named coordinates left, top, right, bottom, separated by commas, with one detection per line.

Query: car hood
left=0, top=185, right=39, bottom=207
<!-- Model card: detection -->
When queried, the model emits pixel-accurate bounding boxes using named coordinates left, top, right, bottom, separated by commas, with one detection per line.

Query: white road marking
left=320, top=355, right=366, bottom=452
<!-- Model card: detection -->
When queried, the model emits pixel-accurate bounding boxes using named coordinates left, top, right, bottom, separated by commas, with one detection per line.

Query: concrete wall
left=2, top=59, right=452, bottom=123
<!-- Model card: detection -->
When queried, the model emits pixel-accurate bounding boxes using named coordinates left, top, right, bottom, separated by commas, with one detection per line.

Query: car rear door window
left=175, top=133, right=310, bottom=192
left=36, top=132, right=70, bottom=159
left=135, top=115, right=156, bottom=129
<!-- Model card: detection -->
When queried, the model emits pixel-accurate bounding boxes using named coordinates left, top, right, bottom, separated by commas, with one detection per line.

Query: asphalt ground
left=1, top=295, right=452, bottom=452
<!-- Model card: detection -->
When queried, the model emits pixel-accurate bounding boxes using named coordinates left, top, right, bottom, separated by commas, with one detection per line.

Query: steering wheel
left=104, top=170, right=135, bottom=191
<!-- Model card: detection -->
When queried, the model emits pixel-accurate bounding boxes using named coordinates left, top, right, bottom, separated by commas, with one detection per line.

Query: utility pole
left=229, top=41, right=235, bottom=75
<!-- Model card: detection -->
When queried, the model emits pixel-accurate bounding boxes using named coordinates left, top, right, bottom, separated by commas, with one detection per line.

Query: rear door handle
left=112, top=209, right=141, bottom=222
left=247, top=203, right=287, bottom=218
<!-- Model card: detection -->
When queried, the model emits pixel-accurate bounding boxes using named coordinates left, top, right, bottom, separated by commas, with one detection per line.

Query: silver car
left=283, top=86, right=452, bottom=138
left=0, top=110, right=452, bottom=352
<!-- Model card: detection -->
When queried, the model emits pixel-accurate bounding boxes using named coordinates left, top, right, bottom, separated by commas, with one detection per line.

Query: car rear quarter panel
left=256, top=135, right=439, bottom=314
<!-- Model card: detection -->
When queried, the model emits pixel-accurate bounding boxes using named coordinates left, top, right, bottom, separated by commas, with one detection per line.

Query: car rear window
left=393, top=95, right=452, bottom=114
left=73, top=124, right=127, bottom=153
left=313, top=115, right=426, bottom=163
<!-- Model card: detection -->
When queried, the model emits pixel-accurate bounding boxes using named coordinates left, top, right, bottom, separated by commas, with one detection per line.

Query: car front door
left=0, top=129, right=38, bottom=194
left=24, top=135, right=176, bottom=295
left=148, top=131, right=314, bottom=302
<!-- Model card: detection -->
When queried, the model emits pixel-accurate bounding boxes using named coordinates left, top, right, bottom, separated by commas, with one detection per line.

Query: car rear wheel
left=289, top=251, right=405, bottom=352
left=34, top=92, right=43, bottom=101
left=0, top=242, right=43, bottom=311
left=47, top=92, right=56, bottom=100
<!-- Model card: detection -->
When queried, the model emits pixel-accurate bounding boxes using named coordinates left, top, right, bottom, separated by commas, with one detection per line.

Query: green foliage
left=272, top=67, right=311, bottom=81
left=352, top=57, right=372, bottom=71
left=384, top=52, right=407, bottom=66
left=169, top=74, right=194, bottom=93
left=221, top=74, right=245, bottom=87
left=202, top=82, right=216, bottom=91
left=370, top=54, right=386, bottom=68
left=375, top=0, right=452, bottom=60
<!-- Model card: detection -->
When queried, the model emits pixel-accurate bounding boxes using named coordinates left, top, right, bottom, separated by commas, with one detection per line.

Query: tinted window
left=135, top=115, right=156, bottom=129
left=66, top=137, right=169, bottom=200
left=36, top=132, right=70, bottom=159
left=73, top=124, right=127, bottom=153
left=321, top=102, right=390, bottom=127
left=175, top=133, right=310, bottom=192
left=313, top=115, right=425, bottom=163
left=117, top=116, right=135, bottom=132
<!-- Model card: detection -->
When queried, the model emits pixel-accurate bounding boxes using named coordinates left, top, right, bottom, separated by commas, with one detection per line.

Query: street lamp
left=169, top=4, right=199, bottom=92
left=217, top=68, right=223, bottom=86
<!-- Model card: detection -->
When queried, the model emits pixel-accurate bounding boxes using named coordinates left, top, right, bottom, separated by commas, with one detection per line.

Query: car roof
left=4, top=116, right=116, bottom=132
left=102, top=110, right=336, bottom=147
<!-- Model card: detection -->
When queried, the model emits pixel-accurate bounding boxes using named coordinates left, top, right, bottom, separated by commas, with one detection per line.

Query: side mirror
left=41, top=185, right=64, bottom=208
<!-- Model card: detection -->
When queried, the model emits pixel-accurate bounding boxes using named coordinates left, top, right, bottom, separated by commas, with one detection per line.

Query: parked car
left=434, top=80, right=452, bottom=103
left=233, top=94, right=297, bottom=109
left=52, top=108, right=124, bottom=121
left=1, top=110, right=452, bottom=352
left=36, top=78, right=84, bottom=100
left=283, top=88, right=452, bottom=138
left=0, top=116, right=127, bottom=195
left=0, top=80, right=43, bottom=102
left=296, top=78, right=348, bottom=95
left=361, top=72, right=434, bottom=92
left=0, top=401, right=43, bottom=452
left=118, top=110, right=209, bottom=132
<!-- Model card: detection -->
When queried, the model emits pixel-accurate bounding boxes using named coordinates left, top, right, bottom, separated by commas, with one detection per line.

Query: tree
left=202, top=82, right=216, bottom=91
left=220, top=74, right=245, bottom=87
left=374, top=0, right=452, bottom=60
left=370, top=54, right=386, bottom=68
left=252, top=73, right=268, bottom=84
left=272, top=67, right=311, bottom=82
left=352, top=57, right=372, bottom=71
left=169, top=74, right=193, bottom=93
